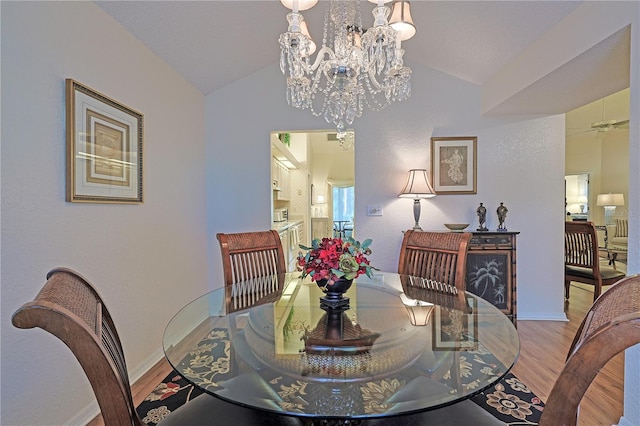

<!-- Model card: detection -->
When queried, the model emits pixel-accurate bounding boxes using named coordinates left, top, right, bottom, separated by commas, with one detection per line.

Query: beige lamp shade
left=390, top=1, right=416, bottom=41
left=299, top=19, right=316, bottom=55
left=399, top=169, right=436, bottom=199
left=280, top=0, right=318, bottom=11
left=400, top=293, right=434, bottom=326
left=596, top=193, right=624, bottom=206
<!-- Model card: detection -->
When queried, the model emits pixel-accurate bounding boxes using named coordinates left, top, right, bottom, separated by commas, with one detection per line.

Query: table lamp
left=577, top=195, right=588, bottom=213
left=399, top=169, right=436, bottom=231
left=399, top=293, right=434, bottom=326
left=596, top=193, right=624, bottom=225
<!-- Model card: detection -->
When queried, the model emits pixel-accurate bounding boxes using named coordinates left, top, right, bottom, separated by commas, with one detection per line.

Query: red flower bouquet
left=296, top=237, right=375, bottom=285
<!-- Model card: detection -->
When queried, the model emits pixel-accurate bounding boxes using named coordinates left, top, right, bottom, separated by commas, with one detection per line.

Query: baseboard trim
left=130, top=347, right=165, bottom=383
left=67, top=400, right=100, bottom=426
left=67, top=347, right=165, bottom=425
left=517, top=312, right=569, bottom=321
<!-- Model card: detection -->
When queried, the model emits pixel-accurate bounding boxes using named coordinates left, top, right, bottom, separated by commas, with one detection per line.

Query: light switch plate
left=367, top=205, right=383, bottom=216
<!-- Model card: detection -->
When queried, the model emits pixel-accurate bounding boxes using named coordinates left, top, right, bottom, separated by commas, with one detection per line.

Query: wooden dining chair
left=398, top=230, right=472, bottom=294
left=365, top=273, right=640, bottom=426
left=564, top=221, right=625, bottom=301
left=539, top=272, right=640, bottom=425
left=11, top=267, right=299, bottom=426
left=216, top=230, right=287, bottom=313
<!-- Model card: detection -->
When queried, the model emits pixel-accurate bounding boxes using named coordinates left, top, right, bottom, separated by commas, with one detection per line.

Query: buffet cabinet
left=466, top=231, right=519, bottom=326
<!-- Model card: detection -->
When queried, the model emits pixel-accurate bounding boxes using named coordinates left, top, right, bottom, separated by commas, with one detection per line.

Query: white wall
left=206, top=62, right=567, bottom=321
left=1, top=2, right=207, bottom=425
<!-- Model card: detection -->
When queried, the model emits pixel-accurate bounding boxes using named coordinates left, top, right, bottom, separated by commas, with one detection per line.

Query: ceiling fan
left=588, top=118, right=629, bottom=133
left=567, top=97, right=630, bottom=137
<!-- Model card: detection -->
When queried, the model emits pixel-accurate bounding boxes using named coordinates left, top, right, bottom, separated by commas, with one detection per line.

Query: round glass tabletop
left=163, top=272, right=519, bottom=421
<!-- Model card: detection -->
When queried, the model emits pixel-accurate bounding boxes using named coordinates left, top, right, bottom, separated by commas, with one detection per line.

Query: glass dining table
left=163, top=272, right=519, bottom=423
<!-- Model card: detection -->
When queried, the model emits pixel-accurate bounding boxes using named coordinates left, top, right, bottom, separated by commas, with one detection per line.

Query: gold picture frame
left=433, top=296, right=478, bottom=351
left=431, top=136, right=477, bottom=194
left=66, top=79, right=143, bottom=203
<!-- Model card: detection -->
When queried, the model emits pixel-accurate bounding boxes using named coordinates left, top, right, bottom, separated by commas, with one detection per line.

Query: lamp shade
left=390, top=1, right=416, bottom=41
left=399, top=169, right=436, bottom=199
left=299, top=19, right=316, bottom=55
left=399, top=293, right=434, bottom=326
left=596, top=193, right=624, bottom=206
left=280, top=0, right=318, bottom=11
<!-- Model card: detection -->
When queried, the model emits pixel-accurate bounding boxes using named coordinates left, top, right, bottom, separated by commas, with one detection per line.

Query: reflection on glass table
left=163, top=272, right=519, bottom=422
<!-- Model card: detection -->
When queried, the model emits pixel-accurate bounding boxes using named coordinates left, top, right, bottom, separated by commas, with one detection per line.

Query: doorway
left=270, top=130, right=355, bottom=245
left=565, top=89, right=630, bottom=227
left=565, top=173, right=590, bottom=221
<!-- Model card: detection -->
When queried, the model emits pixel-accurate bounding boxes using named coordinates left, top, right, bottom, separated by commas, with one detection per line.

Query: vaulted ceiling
left=95, top=1, right=630, bottom=116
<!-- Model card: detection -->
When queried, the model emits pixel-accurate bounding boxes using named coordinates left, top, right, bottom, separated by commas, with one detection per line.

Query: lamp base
left=412, top=198, right=422, bottom=230
left=604, top=206, right=616, bottom=225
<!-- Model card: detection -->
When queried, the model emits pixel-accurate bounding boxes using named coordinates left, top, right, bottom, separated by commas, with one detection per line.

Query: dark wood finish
left=216, top=230, right=287, bottom=313
left=12, top=268, right=145, bottom=426
left=13, top=268, right=300, bottom=426
left=398, top=230, right=472, bottom=293
left=565, top=221, right=625, bottom=301
left=467, top=231, right=519, bottom=325
left=539, top=274, right=640, bottom=426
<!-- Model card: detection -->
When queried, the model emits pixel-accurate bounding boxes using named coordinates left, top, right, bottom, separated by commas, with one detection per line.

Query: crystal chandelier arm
left=305, top=45, right=336, bottom=73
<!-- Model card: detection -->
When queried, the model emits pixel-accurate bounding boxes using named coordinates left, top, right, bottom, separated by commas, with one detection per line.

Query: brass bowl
left=444, top=223, right=469, bottom=231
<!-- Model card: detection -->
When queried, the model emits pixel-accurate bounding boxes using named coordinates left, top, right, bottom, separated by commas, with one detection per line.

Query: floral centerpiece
left=296, top=237, right=375, bottom=287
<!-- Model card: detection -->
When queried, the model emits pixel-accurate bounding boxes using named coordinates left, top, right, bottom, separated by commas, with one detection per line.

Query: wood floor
left=511, top=282, right=624, bottom=426
left=88, top=282, right=624, bottom=426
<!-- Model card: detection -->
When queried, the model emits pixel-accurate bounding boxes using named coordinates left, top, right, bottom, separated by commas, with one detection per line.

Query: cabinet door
left=275, top=162, right=290, bottom=201
left=281, top=165, right=290, bottom=200
left=465, top=250, right=512, bottom=314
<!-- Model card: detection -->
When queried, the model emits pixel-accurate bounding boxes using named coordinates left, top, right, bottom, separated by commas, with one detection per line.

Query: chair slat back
left=540, top=274, right=640, bottom=426
left=564, top=221, right=598, bottom=269
left=564, top=221, right=625, bottom=301
left=217, top=230, right=286, bottom=313
left=398, top=230, right=472, bottom=293
left=12, top=267, right=142, bottom=426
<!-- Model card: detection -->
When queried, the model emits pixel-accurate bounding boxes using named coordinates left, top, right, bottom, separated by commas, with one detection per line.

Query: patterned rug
left=136, top=329, right=544, bottom=425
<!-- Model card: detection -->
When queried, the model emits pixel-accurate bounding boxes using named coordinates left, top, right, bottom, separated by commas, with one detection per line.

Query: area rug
left=136, top=330, right=544, bottom=425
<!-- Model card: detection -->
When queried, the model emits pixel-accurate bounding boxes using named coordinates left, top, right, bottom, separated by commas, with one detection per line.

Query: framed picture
left=433, top=296, right=478, bottom=350
left=431, top=136, right=477, bottom=194
left=66, top=79, right=143, bottom=203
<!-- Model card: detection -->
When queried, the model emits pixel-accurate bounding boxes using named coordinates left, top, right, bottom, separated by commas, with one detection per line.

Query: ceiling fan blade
left=567, top=128, right=597, bottom=137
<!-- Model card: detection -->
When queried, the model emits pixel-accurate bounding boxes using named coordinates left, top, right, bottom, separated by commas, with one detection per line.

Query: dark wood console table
left=466, top=231, right=519, bottom=326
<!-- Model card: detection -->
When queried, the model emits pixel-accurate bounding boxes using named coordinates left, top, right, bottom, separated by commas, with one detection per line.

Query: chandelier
left=279, top=0, right=416, bottom=139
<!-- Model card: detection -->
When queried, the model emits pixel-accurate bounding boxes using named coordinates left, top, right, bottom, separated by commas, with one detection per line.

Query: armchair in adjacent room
left=606, top=218, right=628, bottom=251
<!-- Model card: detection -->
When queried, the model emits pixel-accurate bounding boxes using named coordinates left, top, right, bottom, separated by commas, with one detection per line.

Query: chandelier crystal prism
left=279, top=0, right=415, bottom=138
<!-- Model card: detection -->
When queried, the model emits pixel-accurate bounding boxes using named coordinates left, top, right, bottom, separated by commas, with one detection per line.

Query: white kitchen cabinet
left=273, top=159, right=290, bottom=201
left=278, top=229, right=289, bottom=270
left=288, top=223, right=303, bottom=271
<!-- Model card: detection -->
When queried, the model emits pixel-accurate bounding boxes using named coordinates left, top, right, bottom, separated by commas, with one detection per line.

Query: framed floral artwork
left=431, top=136, right=477, bottom=194
left=433, top=296, right=478, bottom=351
left=66, top=79, right=143, bottom=203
